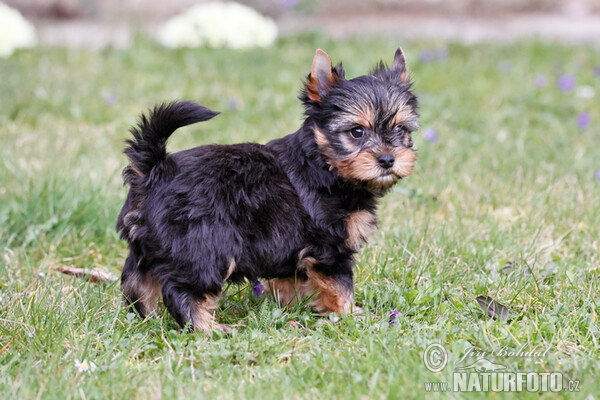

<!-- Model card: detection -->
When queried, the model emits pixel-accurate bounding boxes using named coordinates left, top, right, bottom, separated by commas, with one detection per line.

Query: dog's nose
left=377, top=154, right=395, bottom=169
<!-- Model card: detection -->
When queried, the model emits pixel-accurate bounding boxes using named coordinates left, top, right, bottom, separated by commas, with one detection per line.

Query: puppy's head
left=301, top=48, right=419, bottom=192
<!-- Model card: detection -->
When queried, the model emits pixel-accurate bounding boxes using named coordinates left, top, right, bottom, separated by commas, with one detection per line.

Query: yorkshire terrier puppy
left=117, top=48, right=419, bottom=333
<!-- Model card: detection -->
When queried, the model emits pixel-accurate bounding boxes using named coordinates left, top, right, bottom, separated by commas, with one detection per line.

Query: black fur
left=117, top=49, right=419, bottom=332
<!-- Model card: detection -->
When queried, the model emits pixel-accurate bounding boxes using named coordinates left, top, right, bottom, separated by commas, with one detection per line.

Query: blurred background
left=2, top=1, right=600, bottom=398
left=6, top=0, right=600, bottom=48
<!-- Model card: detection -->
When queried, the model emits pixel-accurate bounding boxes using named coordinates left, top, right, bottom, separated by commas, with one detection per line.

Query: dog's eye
left=393, top=124, right=407, bottom=135
left=350, top=127, right=365, bottom=139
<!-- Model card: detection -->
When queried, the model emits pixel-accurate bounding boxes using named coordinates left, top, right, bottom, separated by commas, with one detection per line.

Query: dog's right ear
left=306, top=49, right=343, bottom=102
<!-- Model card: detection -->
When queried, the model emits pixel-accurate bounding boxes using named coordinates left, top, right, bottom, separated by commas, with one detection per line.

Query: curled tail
left=123, top=101, right=219, bottom=183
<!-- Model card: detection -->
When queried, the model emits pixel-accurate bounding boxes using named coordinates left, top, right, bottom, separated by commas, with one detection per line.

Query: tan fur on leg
left=122, top=271, right=162, bottom=316
left=304, top=268, right=354, bottom=315
left=223, top=258, right=236, bottom=280
left=264, top=278, right=301, bottom=306
left=265, top=255, right=356, bottom=316
left=190, top=295, right=230, bottom=334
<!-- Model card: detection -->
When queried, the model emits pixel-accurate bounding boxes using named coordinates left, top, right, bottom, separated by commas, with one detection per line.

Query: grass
left=0, top=35, right=599, bottom=399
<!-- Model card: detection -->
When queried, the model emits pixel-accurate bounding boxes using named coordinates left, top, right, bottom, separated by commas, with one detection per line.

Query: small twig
left=55, top=266, right=118, bottom=283
left=0, top=338, right=15, bottom=355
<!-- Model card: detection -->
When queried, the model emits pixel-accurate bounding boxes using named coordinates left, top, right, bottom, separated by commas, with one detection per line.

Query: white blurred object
left=0, top=2, right=36, bottom=57
left=158, top=2, right=278, bottom=49
left=576, top=85, right=595, bottom=99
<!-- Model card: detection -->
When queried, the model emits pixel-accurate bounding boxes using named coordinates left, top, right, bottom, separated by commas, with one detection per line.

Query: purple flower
left=595, top=170, right=600, bottom=181
left=423, top=128, right=438, bottom=143
left=594, top=65, right=600, bottom=77
left=534, top=75, right=547, bottom=89
left=252, top=280, right=264, bottom=297
left=419, top=47, right=448, bottom=64
left=578, top=112, right=591, bottom=129
left=419, top=50, right=435, bottom=63
left=389, top=309, right=399, bottom=326
left=435, top=47, right=448, bottom=60
left=557, top=74, right=576, bottom=92
left=104, top=94, right=116, bottom=107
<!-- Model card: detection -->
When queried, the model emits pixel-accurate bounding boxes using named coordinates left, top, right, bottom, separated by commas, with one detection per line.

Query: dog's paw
left=351, top=305, right=366, bottom=317
left=212, top=323, right=232, bottom=335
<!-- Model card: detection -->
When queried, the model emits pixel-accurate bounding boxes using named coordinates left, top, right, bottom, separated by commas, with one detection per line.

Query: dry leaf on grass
left=55, top=266, right=118, bottom=283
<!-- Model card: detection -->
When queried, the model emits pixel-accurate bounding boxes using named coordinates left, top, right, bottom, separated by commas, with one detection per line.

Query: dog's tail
left=123, top=101, right=219, bottom=183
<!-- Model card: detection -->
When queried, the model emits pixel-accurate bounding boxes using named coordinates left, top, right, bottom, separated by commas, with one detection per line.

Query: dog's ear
left=307, top=49, right=342, bottom=102
left=391, top=47, right=409, bottom=82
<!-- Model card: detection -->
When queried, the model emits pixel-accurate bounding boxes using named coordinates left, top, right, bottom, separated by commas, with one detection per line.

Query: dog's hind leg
left=121, top=252, right=161, bottom=318
left=161, top=280, right=230, bottom=334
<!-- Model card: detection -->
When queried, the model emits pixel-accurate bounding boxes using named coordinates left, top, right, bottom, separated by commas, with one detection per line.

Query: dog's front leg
left=304, top=268, right=354, bottom=316
left=265, top=252, right=362, bottom=316
left=298, top=253, right=361, bottom=316
left=264, top=272, right=356, bottom=315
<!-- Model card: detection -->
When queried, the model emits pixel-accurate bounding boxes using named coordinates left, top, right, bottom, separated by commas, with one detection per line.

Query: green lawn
left=1, top=35, right=599, bottom=399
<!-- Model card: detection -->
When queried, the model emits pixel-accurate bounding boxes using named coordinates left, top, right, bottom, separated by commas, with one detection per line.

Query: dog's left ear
left=307, top=49, right=343, bottom=102
left=391, top=47, right=409, bottom=82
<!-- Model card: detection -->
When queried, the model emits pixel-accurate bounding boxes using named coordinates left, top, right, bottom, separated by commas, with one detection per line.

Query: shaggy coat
left=117, top=48, right=419, bottom=333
